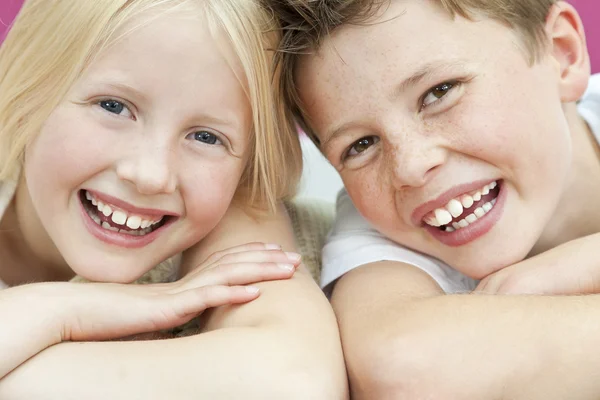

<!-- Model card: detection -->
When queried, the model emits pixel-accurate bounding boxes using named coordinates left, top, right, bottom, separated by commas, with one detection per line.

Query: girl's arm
left=0, top=242, right=295, bottom=380
left=0, top=204, right=348, bottom=399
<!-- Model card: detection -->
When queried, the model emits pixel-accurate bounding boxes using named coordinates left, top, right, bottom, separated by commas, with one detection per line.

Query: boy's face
left=297, top=0, right=574, bottom=279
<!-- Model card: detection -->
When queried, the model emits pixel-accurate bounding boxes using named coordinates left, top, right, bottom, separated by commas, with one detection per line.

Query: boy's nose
left=388, top=140, right=445, bottom=189
left=116, top=143, right=177, bottom=195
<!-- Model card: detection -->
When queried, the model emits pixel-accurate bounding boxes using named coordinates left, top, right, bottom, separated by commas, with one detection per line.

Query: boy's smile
left=414, top=179, right=504, bottom=247
left=296, top=0, right=590, bottom=279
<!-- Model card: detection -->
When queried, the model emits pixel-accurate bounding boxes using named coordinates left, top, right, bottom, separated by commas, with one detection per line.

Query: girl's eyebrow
left=88, top=80, right=240, bottom=129
left=104, top=82, right=147, bottom=101
left=83, top=80, right=149, bottom=104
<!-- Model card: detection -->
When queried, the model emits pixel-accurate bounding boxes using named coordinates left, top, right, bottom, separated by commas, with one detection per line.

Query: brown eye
left=347, top=136, right=380, bottom=157
left=423, top=82, right=454, bottom=107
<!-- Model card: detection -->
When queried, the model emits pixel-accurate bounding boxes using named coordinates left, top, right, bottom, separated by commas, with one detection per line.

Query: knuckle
left=206, top=250, right=226, bottom=263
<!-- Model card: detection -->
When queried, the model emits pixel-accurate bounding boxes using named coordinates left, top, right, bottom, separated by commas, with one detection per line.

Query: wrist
left=2, top=282, right=74, bottom=343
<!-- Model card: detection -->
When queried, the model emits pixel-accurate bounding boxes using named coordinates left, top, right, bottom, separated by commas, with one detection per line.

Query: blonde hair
left=0, top=0, right=301, bottom=211
left=271, top=0, right=558, bottom=146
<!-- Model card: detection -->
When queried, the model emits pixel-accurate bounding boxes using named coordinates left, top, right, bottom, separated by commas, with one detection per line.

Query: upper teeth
left=85, top=190, right=163, bottom=230
left=423, top=181, right=498, bottom=230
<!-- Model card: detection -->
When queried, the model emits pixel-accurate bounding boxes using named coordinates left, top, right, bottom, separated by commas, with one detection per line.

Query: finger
left=191, top=262, right=296, bottom=287
left=168, top=285, right=260, bottom=317
left=204, top=242, right=282, bottom=265
left=211, top=249, right=302, bottom=267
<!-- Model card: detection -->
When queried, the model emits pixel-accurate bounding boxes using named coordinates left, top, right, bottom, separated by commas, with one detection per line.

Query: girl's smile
left=79, top=189, right=178, bottom=248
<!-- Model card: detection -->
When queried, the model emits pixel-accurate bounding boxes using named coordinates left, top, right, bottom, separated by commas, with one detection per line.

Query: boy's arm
left=334, top=261, right=600, bottom=400
left=0, top=204, right=348, bottom=400
left=476, top=232, right=600, bottom=295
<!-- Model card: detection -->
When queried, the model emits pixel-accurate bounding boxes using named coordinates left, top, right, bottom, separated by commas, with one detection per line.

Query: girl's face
left=22, top=9, right=252, bottom=282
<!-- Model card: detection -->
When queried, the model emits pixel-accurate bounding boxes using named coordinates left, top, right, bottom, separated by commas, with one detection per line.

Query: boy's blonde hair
left=0, top=0, right=301, bottom=211
left=272, top=0, right=558, bottom=146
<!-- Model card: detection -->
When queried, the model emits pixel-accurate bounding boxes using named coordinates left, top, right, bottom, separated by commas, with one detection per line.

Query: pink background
left=0, top=0, right=598, bottom=71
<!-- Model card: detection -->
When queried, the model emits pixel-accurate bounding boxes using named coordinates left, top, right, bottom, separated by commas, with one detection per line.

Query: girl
left=0, top=0, right=347, bottom=398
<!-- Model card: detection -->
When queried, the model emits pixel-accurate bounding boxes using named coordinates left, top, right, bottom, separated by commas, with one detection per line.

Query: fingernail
left=264, top=243, right=282, bottom=250
left=278, top=263, right=295, bottom=271
left=245, top=286, right=260, bottom=294
left=285, top=252, right=301, bottom=262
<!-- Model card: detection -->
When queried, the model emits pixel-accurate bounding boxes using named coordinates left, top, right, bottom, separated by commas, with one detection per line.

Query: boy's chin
left=442, top=249, right=530, bottom=281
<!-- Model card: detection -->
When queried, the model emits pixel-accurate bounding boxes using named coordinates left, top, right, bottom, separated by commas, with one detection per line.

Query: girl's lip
left=78, top=195, right=175, bottom=249
left=84, top=189, right=180, bottom=218
left=424, top=181, right=507, bottom=247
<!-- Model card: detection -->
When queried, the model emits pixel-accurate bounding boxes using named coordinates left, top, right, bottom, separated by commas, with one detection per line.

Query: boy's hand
left=61, top=242, right=300, bottom=342
left=474, top=234, right=600, bottom=295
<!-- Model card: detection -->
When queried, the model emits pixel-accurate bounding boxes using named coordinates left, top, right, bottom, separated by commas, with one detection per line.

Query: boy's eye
left=347, top=136, right=380, bottom=157
left=99, top=99, right=133, bottom=118
left=191, top=130, right=222, bottom=146
left=422, top=82, right=454, bottom=107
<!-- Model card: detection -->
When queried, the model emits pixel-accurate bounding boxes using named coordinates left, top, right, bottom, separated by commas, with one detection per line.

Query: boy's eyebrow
left=391, top=59, right=466, bottom=99
left=321, top=59, right=466, bottom=148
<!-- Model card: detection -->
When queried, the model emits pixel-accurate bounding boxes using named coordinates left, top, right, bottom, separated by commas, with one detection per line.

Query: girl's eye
left=99, top=99, right=133, bottom=118
left=346, top=136, right=380, bottom=158
left=422, top=82, right=455, bottom=108
left=192, top=130, right=222, bottom=146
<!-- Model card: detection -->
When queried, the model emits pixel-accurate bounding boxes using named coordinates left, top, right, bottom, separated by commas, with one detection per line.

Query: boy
left=273, top=0, right=600, bottom=398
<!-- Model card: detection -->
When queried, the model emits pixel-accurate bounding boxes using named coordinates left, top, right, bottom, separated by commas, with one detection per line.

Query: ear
left=545, top=1, right=591, bottom=103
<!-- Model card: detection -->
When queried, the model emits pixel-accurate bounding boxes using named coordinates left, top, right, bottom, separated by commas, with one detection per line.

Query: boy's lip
left=411, top=179, right=498, bottom=226
left=424, top=182, right=506, bottom=247
left=84, top=189, right=180, bottom=218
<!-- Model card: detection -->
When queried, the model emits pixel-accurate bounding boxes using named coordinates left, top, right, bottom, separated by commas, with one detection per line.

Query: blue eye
left=99, top=99, right=133, bottom=118
left=193, top=130, right=221, bottom=145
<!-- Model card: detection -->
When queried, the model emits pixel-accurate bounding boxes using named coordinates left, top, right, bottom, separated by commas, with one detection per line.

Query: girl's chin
left=66, top=260, right=151, bottom=283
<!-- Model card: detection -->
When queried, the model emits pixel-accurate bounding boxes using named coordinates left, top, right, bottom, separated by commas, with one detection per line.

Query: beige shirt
left=0, top=180, right=16, bottom=289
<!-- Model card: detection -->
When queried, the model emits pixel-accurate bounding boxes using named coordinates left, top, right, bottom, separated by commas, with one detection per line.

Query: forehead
left=83, top=7, right=247, bottom=99
left=295, top=0, right=521, bottom=129
left=74, top=7, right=251, bottom=126
left=301, top=1, right=516, bottom=81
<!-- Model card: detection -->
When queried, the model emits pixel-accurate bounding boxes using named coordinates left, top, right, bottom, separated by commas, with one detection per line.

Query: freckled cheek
left=344, top=169, right=397, bottom=226
left=448, top=104, right=524, bottom=168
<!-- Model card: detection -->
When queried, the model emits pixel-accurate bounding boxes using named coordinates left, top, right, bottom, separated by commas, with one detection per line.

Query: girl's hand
left=61, top=242, right=301, bottom=341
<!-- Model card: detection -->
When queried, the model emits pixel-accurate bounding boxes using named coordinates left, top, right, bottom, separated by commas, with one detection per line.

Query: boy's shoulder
left=322, top=189, right=477, bottom=293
